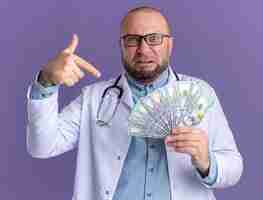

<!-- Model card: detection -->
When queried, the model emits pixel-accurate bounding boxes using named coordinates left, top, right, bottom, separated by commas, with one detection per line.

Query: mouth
left=136, top=60, right=155, bottom=64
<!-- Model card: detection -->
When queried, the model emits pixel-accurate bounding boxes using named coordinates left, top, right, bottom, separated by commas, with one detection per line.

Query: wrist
left=37, top=70, right=56, bottom=87
left=197, top=160, right=210, bottom=178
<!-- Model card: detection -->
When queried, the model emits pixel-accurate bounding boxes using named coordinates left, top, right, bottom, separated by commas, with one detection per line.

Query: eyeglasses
left=121, top=33, right=171, bottom=47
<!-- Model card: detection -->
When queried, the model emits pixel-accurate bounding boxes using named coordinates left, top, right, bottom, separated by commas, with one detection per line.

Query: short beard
left=122, top=58, right=169, bottom=83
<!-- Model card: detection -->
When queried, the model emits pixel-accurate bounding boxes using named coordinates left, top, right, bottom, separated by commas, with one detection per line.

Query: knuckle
left=193, top=149, right=199, bottom=155
left=61, top=51, right=71, bottom=57
left=64, top=65, right=74, bottom=75
left=64, top=63, right=71, bottom=69
left=54, top=72, right=64, bottom=81
left=59, top=73, right=68, bottom=82
left=62, top=55, right=73, bottom=66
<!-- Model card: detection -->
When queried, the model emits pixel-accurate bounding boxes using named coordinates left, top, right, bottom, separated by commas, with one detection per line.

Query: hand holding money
left=165, top=127, right=210, bottom=177
left=39, top=34, right=101, bottom=87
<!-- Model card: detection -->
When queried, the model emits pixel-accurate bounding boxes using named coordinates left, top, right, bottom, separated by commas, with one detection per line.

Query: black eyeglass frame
left=121, top=33, right=172, bottom=47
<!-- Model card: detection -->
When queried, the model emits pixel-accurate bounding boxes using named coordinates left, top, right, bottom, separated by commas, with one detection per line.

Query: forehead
left=121, top=11, right=169, bottom=35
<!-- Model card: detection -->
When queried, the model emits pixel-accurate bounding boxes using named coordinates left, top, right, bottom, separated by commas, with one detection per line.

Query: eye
left=125, top=36, right=139, bottom=44
left=147, top=34, right=161, bottom=43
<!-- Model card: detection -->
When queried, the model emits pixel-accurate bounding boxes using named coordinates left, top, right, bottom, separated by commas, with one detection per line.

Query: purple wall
left=1, top=0, right=262, bottom=199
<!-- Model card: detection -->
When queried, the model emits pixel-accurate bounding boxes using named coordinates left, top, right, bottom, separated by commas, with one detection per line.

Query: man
left=27, top=6, right=243, bottom=200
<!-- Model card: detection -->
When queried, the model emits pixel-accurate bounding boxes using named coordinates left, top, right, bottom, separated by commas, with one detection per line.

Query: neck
left=136, top=75, right=160, bottom=85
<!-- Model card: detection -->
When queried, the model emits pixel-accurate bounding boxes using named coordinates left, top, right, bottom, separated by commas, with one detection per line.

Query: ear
left=168, top=37, right=174, bottom=56
left=119, top=38, right=126, bottom=52
left=119, top=38, right=122, bottom=48
left=119, top=38, right=126, bottom=59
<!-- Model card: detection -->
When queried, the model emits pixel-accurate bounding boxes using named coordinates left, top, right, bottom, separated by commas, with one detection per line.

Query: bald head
left=120, top=6, right=171, bottom=36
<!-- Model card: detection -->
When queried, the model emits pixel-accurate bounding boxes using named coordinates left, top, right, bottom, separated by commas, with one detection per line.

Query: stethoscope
left=96, top=71, right=180, bottom=126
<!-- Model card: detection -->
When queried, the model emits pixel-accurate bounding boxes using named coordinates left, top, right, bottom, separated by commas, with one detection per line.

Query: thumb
left=63, top=34, right=79, bottom=54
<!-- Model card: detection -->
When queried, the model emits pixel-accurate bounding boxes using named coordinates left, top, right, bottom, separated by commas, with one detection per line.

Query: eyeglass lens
left=123, top=33, right=170, bottom=47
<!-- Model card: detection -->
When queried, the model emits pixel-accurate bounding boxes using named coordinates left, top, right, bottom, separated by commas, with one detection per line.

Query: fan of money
left=128, top=80, right=215, bottom=138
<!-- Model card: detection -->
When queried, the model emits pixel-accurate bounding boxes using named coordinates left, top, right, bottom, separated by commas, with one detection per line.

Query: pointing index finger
left=74, top=55, right=101, bottom=78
